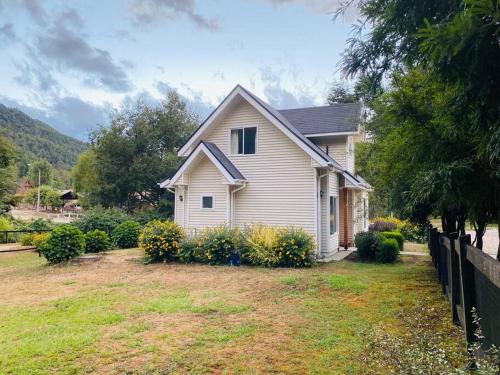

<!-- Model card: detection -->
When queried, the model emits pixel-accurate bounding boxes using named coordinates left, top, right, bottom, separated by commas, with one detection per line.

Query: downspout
left=230, top=182, right=247, bottom=229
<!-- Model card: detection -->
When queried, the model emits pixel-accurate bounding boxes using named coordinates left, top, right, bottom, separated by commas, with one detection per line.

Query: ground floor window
left=201, top=194, right=214, bottom=209
left=330, top=196, right=338, bottom=235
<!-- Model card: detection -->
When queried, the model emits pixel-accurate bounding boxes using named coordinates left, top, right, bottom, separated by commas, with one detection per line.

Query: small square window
left=201, top=195, right=214, bottom=209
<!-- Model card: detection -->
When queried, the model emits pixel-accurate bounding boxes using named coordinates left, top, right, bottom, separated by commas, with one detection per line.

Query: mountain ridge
left=0, top=103, right=87, bottom=171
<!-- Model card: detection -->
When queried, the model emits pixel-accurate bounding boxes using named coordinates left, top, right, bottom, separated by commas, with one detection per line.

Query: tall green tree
left=28, top=158, right=54, bottom=187
left=0, top=135, right=17, bottom=214
left=71, top=149, right=99, bottom=207
left=340, top=0, right=499, bottom=256
left=89, top=91, right=198, bottom=213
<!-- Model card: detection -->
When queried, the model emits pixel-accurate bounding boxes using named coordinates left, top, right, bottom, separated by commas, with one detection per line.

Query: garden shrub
left=369, top=220, right=398, bottom=232
left=38, top=225, right=85, bottom=264
left=197, top=225, right=238, bottom=265
left=380, top=231, right=404, bottom=251
left=112, top=220, right=141, bottom=248
left=178, top=236, right=201, bottom=263
left=24, top=218, right=53, bottom=231
left=133, top=209, right=171, bottom=225
left=276, top=227, right=315, bottom=267
left=375, top=236, right=399, bottom=263
left=354, top=231, right=378, bottom=260
left=19, top=233, right=35, bottom=246
left=73, top=207, right=128, bottom=236
left=84, top=229, right=111, bottom=253
left=244, top=224, right=280, bottom=267
left=399, top=221, right=427, bottom=243
left=139, top=220, right=184, bottom=262
left=33, top=232, right=51, bottom=248
left=0, top=216, right=14, bottom=243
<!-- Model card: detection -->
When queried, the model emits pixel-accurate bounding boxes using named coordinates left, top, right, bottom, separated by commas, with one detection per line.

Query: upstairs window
left=231, top=127, right=256, bottom=155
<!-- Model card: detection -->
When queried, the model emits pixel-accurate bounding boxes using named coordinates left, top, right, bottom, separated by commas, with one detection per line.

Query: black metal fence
left=0, top=229, right=52, bottom=245
left=428, top=225, right=500, bottom=349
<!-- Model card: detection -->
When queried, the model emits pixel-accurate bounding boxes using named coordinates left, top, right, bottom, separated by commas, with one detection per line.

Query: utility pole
left=36, top=168, right=41, bottom=213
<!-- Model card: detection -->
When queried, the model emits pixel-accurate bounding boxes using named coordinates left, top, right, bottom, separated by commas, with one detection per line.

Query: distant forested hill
left=0, top=103, right=87, bottom=172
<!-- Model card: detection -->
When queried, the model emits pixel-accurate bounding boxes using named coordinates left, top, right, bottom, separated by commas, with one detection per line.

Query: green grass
left=0, top=249, right=466, bottom=374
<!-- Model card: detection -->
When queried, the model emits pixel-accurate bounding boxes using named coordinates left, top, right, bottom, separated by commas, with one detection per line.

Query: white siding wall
left=185, top=156, right=228, bottom=230
left=174, top=186, right=185, bottom=227
left=320, top=175, right=328, bottom=254
left=346, top=136, right=354, bottom=173
left=204, top=100, right=316, bottom=235
left=313, top=136, right=348, bottom=169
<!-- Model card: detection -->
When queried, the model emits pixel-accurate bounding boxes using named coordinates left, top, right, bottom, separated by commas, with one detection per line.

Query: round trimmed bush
left=112, top=220, right=141, bottom=248
left=380, top=231, right=404, bottom=251
left=84, top=229, right=111, bottom=253
left=38, top=225, right=85, bottom=264
left=139, top=220, right=184, bottom=262
left=354, top=231, right=378, bottom=260
left=375, top=237, right=399, bottom=263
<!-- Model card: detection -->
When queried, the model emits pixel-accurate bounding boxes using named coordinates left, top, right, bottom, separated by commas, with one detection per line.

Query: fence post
left=457, top=234, right=477, bottom=350
left=439, top=232, right=448, bottom=294
left=449, top=232, right=460, bottom=324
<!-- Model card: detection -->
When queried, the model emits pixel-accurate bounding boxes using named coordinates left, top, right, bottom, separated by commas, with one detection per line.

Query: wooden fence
left=428, top=225, right=500, bottom=349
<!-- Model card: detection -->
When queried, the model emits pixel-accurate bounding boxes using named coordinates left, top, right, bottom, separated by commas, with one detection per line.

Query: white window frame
left=228, top=125, right=258, bottom=156
left=329, top=195, right=339, bottom=236
left=200, top=193, right=215, bottom=210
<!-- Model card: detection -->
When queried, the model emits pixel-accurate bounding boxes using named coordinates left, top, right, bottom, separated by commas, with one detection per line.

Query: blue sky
left=0, top=0, right=359, bottom=140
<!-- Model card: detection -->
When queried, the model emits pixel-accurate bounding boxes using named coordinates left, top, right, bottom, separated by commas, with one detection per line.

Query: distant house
left=15, top=178, right=33, bottom=197
left=160, top=85, right=371, bottom=258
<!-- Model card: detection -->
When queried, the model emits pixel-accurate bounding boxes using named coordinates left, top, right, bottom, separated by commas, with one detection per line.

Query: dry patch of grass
left=0, top=249, right=465, bottom=374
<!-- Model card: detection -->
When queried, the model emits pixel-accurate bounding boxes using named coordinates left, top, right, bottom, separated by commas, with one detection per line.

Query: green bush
left=112, top=220, right=141, bottom=248
left=19, top=233, right=35, bottom=246
left=73, top=207, right=128, bottom=236
left=33, top=232, right=51, bottom=248
left=38, top=225, right=85, bottom=264
left=197, top=225, right=238, bottom=265
left=380, top=231, right=404, bottom=251
left=132, top=209, right=171, bottom=225
left=244, top=224, right=280, bottom=267
left=0, top=216, right=14, bottom=243
left=400, top=221, right=427, bottom=243
left=354, top=231, right=378, bottom=260
left=178, top=236, right=201, bottom=263
left=84, top=229, right=111, bottom=253
left=375, top=236, right=399, bottom=263
left=276, top=227, right=315, bottom=267
left=139, top=220, right=184, bottom=262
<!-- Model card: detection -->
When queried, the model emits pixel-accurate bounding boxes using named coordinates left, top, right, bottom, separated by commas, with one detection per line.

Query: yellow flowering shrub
left=139, top=220, right=184, bottom=262
left=276, top=227, right=315, bottom=267
left=244, top=224, right=280, bottom=267
left=197, top=225, right=238, bottom=265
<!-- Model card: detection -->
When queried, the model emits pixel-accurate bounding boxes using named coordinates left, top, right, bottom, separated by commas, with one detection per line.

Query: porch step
left=318, top=248, right=356, bottom=262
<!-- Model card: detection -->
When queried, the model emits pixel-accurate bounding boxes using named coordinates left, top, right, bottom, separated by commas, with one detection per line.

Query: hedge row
left=140, top=221, right=316, bottom=268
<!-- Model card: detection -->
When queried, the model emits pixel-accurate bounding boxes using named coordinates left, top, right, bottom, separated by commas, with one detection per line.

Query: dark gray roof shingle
left=278, top=102, right=362, bottom=135
left=202, top=141, right=246, bottom=180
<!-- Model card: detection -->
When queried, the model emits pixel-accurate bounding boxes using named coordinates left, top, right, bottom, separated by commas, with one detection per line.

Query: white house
left=160, top=85, right=371, bottom=259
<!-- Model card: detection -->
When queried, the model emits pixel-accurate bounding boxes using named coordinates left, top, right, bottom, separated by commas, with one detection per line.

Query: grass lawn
left=0, top=248, right=465, bottom=374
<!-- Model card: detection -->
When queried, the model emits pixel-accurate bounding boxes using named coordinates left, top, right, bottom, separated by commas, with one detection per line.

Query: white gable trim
left=178, top=86, right=329, bottom=167
left=161, top=143, right=244, bottom=188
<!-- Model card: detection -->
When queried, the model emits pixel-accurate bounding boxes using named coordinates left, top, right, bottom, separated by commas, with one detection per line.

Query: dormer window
left=231, top=127, right=256, bottom=155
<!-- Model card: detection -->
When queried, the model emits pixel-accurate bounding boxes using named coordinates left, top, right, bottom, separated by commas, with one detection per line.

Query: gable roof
left=278, top=102, right=362, bottom=136
left=202, top=141, right=245, bottom=180
left=160, top=141, right=246, bottom=188
left=178, top=85, right=342, bottom=170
